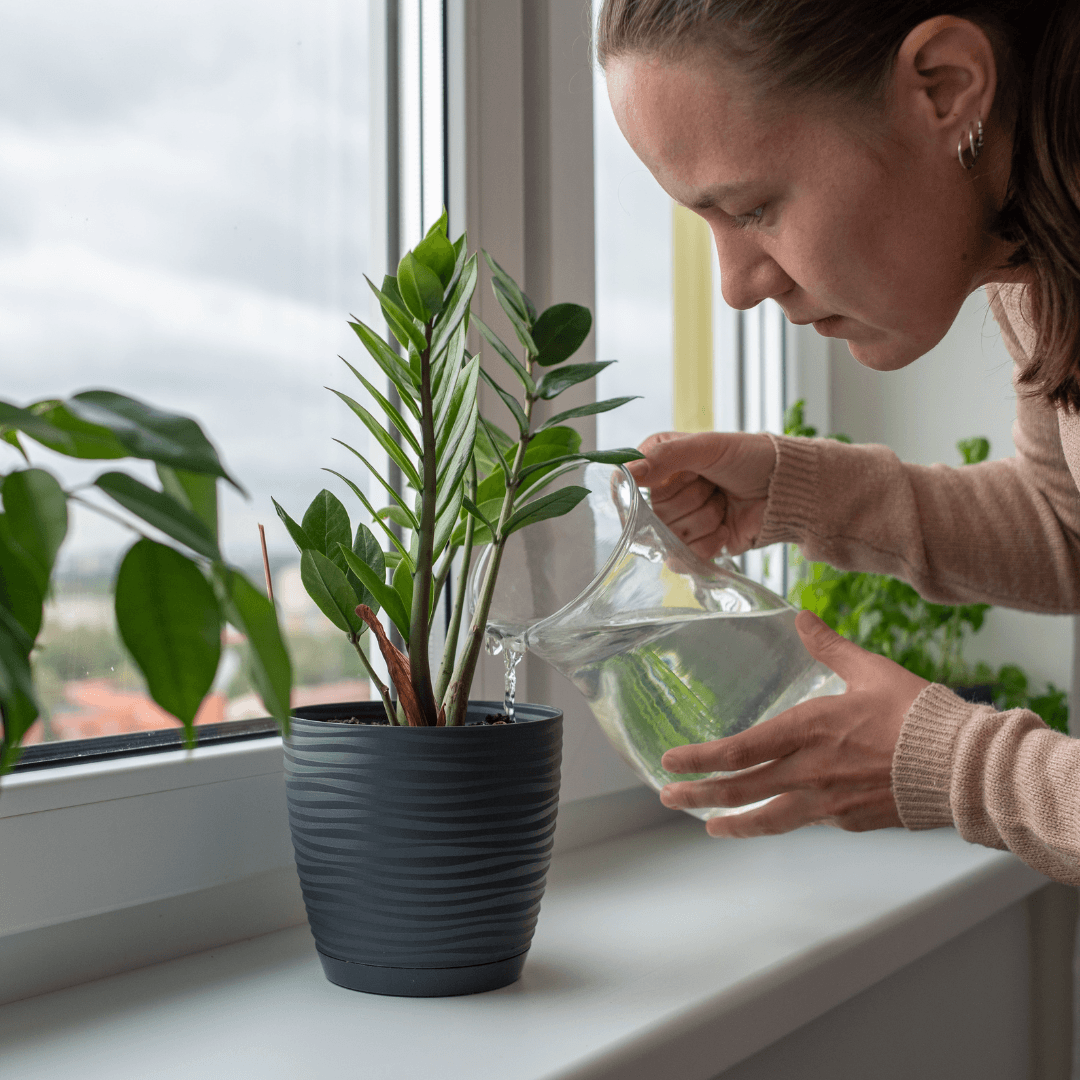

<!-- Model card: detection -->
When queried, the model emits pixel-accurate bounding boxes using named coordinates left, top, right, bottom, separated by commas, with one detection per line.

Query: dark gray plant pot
left=284, top=699, right=563, bottom=997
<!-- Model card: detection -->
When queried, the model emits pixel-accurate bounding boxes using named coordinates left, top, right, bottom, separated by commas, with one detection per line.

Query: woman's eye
left=733, top=205, right=766, bottom=228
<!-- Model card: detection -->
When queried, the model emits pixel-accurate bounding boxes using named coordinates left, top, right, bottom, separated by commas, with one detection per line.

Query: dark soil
left=320, top=712, right=515, bottom=727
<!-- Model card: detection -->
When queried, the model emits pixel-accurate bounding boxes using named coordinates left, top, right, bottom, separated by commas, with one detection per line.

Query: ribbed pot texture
left=284, top=700, right=563, bottom=997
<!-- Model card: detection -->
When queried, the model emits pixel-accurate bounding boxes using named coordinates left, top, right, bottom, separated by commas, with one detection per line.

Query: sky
left=0, top=0, right=378, bottom=572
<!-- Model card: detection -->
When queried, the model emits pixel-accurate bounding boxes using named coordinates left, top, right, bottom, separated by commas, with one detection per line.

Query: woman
left=598, top=0, right=1080, bottom=884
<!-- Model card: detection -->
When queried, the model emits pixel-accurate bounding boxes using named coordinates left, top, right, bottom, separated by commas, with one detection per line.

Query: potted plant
left=274, top=212, right=641, bottom=996
left=0, top=392, right=291, bottom=773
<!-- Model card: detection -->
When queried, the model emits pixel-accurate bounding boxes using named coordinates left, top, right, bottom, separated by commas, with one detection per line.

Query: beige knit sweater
left=759, top=283, right=1080, bottom=884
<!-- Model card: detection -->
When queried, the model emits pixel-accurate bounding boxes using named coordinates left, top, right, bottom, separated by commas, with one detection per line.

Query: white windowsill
left=0, top=819, right=1045, bottom=1080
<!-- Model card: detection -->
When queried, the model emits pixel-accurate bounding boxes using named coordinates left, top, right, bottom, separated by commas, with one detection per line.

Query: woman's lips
left=811, top=314, right=845, bottom=336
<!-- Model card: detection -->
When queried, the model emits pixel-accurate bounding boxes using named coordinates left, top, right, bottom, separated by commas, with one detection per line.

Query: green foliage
left=0, top=392, right=293, bottom=775
left=784, top=400, right=1068, bottom=734
left=280, top=213, right=643, bottom=726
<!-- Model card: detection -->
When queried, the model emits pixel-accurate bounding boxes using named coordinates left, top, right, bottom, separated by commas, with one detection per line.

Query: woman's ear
left=891, top=16, right=998, bottom=149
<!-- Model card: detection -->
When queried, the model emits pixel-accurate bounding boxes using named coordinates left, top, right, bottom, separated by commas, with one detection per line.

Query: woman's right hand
left=625, top=431, right=777, bottom=559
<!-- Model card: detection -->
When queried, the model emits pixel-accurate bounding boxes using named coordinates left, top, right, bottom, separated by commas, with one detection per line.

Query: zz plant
left=275, top=212, right=640, bottom=727
left=0, top=393, right=292, bottom=774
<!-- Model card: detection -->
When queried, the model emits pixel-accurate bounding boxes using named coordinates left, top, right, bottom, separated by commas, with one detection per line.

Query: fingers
left=704, top=786, right=902, bottom=837
left=629, top=431, right=729, bottom=489
left=794, top=610, right=868, bottom=683
left=660, top=701, right=821, bottom=775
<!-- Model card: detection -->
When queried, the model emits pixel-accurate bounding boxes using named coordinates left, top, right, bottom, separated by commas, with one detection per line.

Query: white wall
left=829, top=290, right=1074, bottom=697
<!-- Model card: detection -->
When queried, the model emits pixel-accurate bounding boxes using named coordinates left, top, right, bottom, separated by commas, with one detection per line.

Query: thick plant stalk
left=435, top=460, right=477, bottom=709
left=444, top=391, right=533, bottom=726
left=406, top=323, right=441, bottom=725
left=358, top=605, right=426, bottom=726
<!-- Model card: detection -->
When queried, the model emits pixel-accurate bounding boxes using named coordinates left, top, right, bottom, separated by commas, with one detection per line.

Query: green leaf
left=333, top=441, right=420, bottom=530
left=425, top=208, right=449, bottom=240
left=483, top=252, right=536, bottom=322
left=958, top=436, right=991, bottom=466
left=474, top=417, right=515, bottom=477
left=115, top=540, right=222, bottom=730
left=349, top=524, right=384, bottom=612
left=392, top=559, right=414, bottom=629
left=541, top=396, right=640, bottom=429
left=338, top=544, right=411, bottom=642
left=531, top=303, right=593, bottom=366
left=435, top=404, right=478, bottom=520
left=2, top=469, right=68, bottom=584
left=330, top=390, right=422, bottom=492
left=0, top=517, right=44, bottom=640
left=95, top=472, right=220, bottom=561
left=323, top=468, right=415, bottom=571
left=432, top=323, right=467, bottom=426
left=27, top=400, right=129, bottom=458
left=436, top=355, right=480, bottom=459
left=475, top=426, right=581, bottom=505
left=339, top=359, right=421, bottom=455
left=1, top=429, right=28, bottom=463
left=0, top=400, right=81, bottom=455
left=366, top=276, right=428, bottom=355
left=493, top=287, right=539, bottom=355
left=433, top=481, right=465, bottom=555
left=535, top=361, right=613, bottom=399
left=0, top=686, right=38, bottom=773
left=413, top=227, right=456, bottom=288
left=378, top=505, right=415, bottom=530
left=461, top=495, right=496, bottom=534
left=397, top=251, right=443, bottom=322
left=67, top=391, right=243, bottom=491
left=156, top=465, right=218, bottom=537
left=214, top=566, right=292, bottom=729
left=301, top=489, right=352, bottom=572
left=517, top=447, right=644, bottom=481
left=348, top=320, right=422, bottom=411
left=479, top=368, right=528, bottom=436
left=300, top=549, right=363, bottom=635
left=504, top=485, right=590, bottom=536
left=429, top=253, right=477, bottom=361
left=272, top=498, right=317, bottom=553
left=474, top=316, right=535, bottom=394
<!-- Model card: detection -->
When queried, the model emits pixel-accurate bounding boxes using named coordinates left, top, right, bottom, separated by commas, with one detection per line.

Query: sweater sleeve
left=894, top=685, right=1080, bottom=885
left=756, top=293, right=1080, bottom=612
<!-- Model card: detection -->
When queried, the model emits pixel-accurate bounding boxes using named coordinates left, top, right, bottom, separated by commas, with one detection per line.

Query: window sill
left=0, top=821, right=1045, bottom=1080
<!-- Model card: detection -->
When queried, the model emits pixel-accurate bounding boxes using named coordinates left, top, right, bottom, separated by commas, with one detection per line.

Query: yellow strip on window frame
left=672, top=203, right=714, bottom=433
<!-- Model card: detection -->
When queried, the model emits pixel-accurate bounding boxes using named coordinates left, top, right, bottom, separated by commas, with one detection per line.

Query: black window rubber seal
left=10, top=717, right=281, bottom=772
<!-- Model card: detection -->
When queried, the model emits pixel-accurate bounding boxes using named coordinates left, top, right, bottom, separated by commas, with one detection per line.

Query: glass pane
left=3, top=0, right=382, bottom=744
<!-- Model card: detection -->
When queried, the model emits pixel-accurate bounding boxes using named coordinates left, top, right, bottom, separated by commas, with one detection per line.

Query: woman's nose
left=714, top=232, right=793, bottom=310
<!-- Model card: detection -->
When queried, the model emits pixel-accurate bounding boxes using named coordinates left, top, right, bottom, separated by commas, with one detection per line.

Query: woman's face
left=607, top=51, right=1011, bottom=371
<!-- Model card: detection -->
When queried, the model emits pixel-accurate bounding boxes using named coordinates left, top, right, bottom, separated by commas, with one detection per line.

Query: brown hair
left=596, top=1, right=1080, bottom=410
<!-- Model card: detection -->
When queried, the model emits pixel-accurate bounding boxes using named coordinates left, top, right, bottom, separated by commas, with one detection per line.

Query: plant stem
left=406, top=321, right=441, bottom=725
left=435, top=460, right=476, bottom=709
left=350, top=632, right=398, bottom=725
left=444, top=364, right=535, bottom=726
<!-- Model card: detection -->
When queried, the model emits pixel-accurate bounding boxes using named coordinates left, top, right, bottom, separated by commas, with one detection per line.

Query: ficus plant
left=275, top=212, right=641, bottom=728
left=0, top=392, right=292, bottom=775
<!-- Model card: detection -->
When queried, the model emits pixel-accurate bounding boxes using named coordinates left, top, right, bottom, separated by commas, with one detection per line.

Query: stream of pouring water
left=484, top=630, right=526, bottom=720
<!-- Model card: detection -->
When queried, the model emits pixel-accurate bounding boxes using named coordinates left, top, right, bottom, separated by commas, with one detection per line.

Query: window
left=4, top=0, right=385, bottom=751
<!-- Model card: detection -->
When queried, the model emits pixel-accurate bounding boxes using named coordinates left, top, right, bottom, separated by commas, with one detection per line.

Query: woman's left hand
left=659, top=610, right=929, bottom=836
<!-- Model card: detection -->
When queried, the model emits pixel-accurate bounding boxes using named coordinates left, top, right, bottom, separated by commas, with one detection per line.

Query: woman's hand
left=625, top=431, right=776, bottom=558
left=659, top=611, right=929, bottom=836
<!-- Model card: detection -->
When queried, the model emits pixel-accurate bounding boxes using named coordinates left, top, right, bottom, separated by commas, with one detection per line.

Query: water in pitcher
left=525, top=607, right=844, bottom=819
left=473, top=464, right=846, bottom=820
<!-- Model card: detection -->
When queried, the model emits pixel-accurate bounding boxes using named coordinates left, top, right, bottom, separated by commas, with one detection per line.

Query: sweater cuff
left=892, top=684, right=977, bottom=830
left=757, top=434, right=821, bottom=546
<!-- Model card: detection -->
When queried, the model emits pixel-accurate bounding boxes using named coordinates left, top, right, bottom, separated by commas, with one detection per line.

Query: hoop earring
left=958, top=118, right=984, bottom=170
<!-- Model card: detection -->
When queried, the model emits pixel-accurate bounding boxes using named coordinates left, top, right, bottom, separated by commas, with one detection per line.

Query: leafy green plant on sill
left=274, top=212, right=641, bottom=728
left=784, top=400, right=1068, bottom=734
left=0, top=394, right=292, bottom=775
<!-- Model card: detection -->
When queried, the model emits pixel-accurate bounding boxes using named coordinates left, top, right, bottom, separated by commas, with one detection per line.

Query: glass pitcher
left=471, top=463, right=845, bottom=820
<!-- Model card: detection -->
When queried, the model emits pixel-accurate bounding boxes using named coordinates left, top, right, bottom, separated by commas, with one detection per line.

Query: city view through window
left=3, top=0, right=381, bottom=744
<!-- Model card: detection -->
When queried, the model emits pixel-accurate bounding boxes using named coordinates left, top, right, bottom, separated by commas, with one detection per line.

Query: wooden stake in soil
left=258, top=524, right=275, bottom=604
